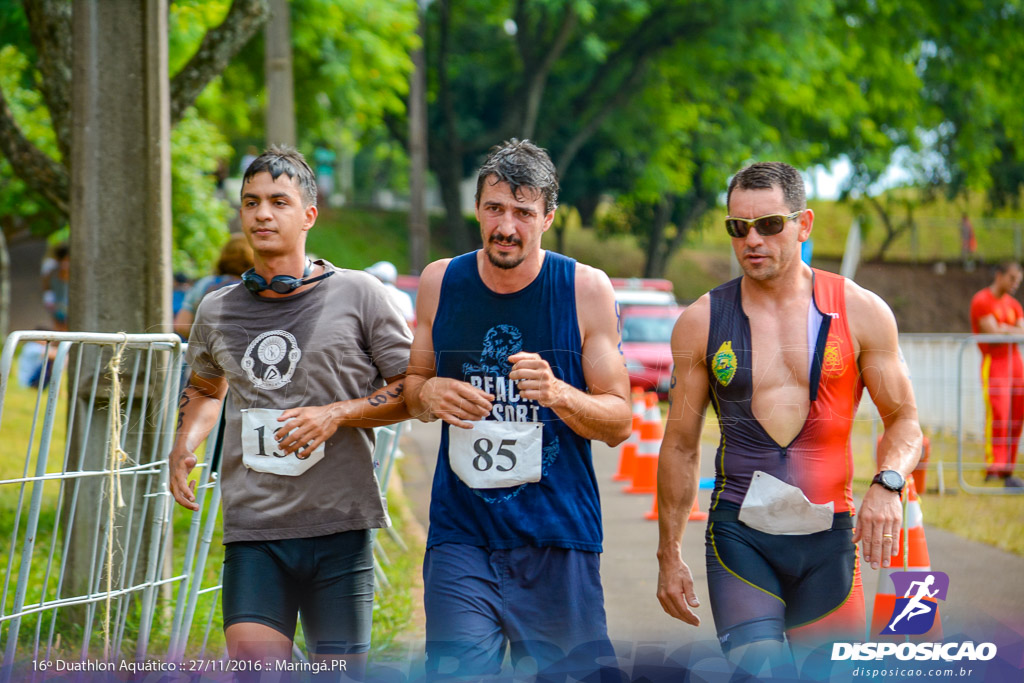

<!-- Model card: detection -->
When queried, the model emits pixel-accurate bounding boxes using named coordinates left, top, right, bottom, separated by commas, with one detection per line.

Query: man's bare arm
left=977, top=313, right=1024, bottom=334
left=509, top=265, right=631, bottom=446
left=656, top=296, right=711, bottom=626
left=403, top=259, right=495, bottom=428
left=274, top=374, right=411, bottom=457
left=849, top=282, right=924, bottom=569
left=169, top=371, right=229, bottom=511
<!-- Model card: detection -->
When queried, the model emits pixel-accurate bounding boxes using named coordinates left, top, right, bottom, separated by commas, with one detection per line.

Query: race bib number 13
left=448, top=421, right=543, bottom=489
left=240, top=408, right=324, bottom=476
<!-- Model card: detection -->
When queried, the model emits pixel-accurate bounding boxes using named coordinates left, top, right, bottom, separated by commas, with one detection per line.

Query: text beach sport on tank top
left=428, top=251, right=603, bottom=552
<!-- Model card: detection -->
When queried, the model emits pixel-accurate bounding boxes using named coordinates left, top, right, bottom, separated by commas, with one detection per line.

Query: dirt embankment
left=818, top=259, right=993, bottom=333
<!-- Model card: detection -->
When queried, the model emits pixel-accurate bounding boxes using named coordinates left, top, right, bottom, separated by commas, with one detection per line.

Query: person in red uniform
left=656, top=162, right=923, bottom=676
left=970, top=262, right=1024, bottom=487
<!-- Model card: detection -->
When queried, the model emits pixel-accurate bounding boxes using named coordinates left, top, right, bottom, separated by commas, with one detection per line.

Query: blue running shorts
left=423, top=543, right=616, bottom=680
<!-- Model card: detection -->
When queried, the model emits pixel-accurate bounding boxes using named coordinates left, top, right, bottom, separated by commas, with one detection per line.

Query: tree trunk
left=869, top=195, right=908, bottom=262
left=643, top=196, right=676, bottom=278
left=553, top=223, right=566, bottom=256
left=657, top=196, right=707, bottom=277
left=437, top=157, right=473, bottom=253
left=435, top=0, right=473, bottom=253
left=407, top=2, right=430, bottom=274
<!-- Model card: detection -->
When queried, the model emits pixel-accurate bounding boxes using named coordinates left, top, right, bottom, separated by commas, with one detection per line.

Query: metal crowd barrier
left=0, top=332, right=188, bottom=680
left=0, top=331, right=412, bottom=678
left=887, top=333, right=1024, bottom=495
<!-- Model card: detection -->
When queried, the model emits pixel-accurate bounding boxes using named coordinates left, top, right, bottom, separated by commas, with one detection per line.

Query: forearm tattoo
left=176, top=384, right=196, bottom=431
left=367, top=382, right=405, bottom=407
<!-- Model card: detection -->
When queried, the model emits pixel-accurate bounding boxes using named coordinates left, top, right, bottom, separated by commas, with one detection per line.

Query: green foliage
left=171, top=111, right=233, bottom=277
left=196, top=0, right=418, bottom=164
left=0, top=2, right=236, bottom=272
left=0, top=45, right=64, bottom=236
left=169, top=0, right=233, bottom=76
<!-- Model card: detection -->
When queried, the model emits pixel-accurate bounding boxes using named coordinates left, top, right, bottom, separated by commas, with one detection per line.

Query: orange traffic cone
left=645, top=494, right=659, bottom=520
left=630, top=385, right=646, bottom=415
left=688, top=495, right=708, bottom=521
left=643, top=391, right=661, bottom=423
left=869, top=478, right=942, bottom=640
left=625, top=419, right=661, bottom=494
left=612, top=414, right=643, bottom=482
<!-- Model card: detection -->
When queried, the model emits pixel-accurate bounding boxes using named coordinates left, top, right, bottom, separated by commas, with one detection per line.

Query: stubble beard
left=485, top=236, right=526, bottom=270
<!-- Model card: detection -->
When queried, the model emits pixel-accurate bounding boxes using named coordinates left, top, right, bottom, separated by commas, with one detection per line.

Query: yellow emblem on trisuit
left=712, top=340, right=738, bottom=387
left=822, top=335, right=845, bottom=377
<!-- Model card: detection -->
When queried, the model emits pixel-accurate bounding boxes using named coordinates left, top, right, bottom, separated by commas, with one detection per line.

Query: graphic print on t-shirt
left=242, top=329, right=302, bottom=389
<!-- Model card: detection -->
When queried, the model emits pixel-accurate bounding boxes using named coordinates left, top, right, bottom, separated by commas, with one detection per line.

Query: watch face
left=880, top=470, right=904, bottom=490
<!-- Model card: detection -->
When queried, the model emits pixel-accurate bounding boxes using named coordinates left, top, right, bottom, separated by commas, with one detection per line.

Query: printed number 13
left=472, top=438, right=517, bottom=472
left=254, top=425, right=283, bottom=458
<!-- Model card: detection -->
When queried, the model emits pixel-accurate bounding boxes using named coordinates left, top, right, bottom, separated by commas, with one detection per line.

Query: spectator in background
left=239, top=145, right=259, bottom=176
left=17, top=328, right=58, bottom=389
left=174, top=234, right=254, bottom=340
left=172, top=272, right=192, bottom=317
left=970, top=262, right=1024, bottom=487
left=42, top=243, right=70, bottom=331
left=961, top=212, right=978, bottom=270
left=365, top=260, right=415, bottom=326
left=313, top=145, right=337, bottom=205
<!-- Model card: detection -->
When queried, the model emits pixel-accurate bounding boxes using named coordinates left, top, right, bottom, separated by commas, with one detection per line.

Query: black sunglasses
left=724, top=211, right=803, bottom=238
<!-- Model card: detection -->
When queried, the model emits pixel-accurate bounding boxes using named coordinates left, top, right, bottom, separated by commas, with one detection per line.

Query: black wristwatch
left=871, top=470, right=905, bottom=494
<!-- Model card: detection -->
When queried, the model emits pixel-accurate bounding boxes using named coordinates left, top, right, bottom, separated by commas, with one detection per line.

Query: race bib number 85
left=448, top=421, right=543, bottom=489
left=240, top=408, right=324, bottom=476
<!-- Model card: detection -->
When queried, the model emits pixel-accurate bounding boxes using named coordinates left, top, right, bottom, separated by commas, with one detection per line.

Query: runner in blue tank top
left=405, top=139, right=632, bottom=680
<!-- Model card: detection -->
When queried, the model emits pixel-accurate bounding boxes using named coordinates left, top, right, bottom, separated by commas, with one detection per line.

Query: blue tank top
left=427, top=251, right=602, bottom=552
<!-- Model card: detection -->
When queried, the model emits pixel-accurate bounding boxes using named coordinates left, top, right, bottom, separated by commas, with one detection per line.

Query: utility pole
left=265, top=0, right=296, bottom=147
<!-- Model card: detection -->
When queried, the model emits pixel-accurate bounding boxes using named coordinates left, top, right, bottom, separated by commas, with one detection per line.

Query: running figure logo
left=884, top=571, right=949, bottom=635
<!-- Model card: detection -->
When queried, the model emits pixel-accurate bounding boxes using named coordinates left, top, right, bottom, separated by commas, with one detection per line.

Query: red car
left=620, top=305, right=685, bottom=398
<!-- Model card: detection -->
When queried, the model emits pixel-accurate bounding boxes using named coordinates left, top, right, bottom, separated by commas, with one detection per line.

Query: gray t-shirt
left=186, top=260, right=412, bottom=543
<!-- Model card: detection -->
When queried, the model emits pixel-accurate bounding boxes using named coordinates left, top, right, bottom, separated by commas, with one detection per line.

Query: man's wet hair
left=727, top=161, right=806, bottom=213
left=475, top=139, right=559, bottom=214
left=241, top=145, right=318, bottom=208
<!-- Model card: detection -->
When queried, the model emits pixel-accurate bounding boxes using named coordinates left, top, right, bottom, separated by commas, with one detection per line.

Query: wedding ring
left=882, top=534, right=893, bottom=538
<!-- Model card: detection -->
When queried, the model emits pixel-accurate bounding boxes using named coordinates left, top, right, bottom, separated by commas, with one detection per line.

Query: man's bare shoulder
left=672, top=294, right=711, bottom=357
left=843, top=277, right=900, bottom=347
left=419, top=258, right=453, bottom=294
left=573, top=261, right=616, bottom=299
left=573, top=262, right=618, bottom=327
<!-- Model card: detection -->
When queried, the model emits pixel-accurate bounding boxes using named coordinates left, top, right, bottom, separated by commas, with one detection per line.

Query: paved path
left=400, top=419, right=1024, bottom=679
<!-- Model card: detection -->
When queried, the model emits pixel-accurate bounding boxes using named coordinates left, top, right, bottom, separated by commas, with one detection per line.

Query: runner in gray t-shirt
left=169, top=146, right=411, bottom=678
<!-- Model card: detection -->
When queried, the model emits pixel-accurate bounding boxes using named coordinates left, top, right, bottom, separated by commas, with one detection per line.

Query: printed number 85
left=473, top=438, right=517, bottom=472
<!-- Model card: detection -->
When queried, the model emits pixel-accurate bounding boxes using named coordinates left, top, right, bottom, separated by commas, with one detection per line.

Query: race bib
left=738, top=470, right=834, bottom=535
left=240, top=408, right=325, bottom=476
left=448, top=421, right=543, bottom=489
